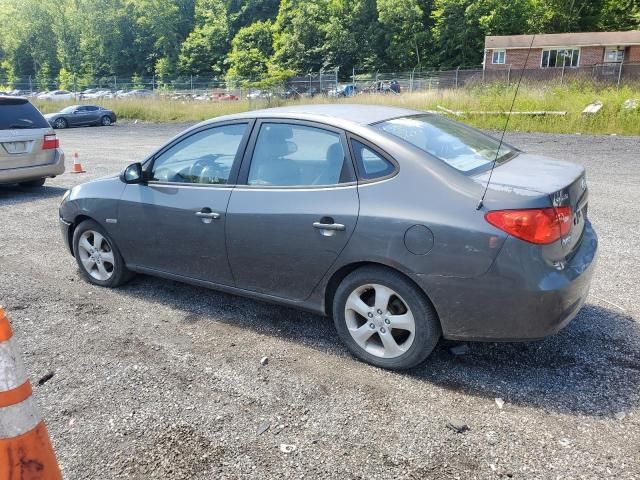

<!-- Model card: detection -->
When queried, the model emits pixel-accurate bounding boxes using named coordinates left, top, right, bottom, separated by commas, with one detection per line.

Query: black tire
left=332, top=266, right=441, bottom=370
left=53, top=118, right=67, bottom=129
left=18, top=178, right=46, bottom=187
left=101, top=115, right=112, bottom=126
left=72, top=219, right=134, bottom=288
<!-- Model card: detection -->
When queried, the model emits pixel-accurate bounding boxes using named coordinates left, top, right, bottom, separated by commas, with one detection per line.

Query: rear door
left=225, top=120, right=359, bottom=300
left=0, top=98, right=55, bottom=171
left=116, top=121, right=252, bottom=285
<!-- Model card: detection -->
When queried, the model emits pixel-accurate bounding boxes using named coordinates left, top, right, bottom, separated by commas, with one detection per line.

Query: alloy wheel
left=54, top=118, right=66, bottom=129
left=101, top=116, right=111, bottom=126
left=77, top=230, right=115, bottom=281
left=344, top=283, right=416, bottom=358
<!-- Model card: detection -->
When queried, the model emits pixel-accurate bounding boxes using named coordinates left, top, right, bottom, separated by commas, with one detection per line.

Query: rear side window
left=0, top=100, right=49, bottom=130
left=351, top=140, right=395, bottom=180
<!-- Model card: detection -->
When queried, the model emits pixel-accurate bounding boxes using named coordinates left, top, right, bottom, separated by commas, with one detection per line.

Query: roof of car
left=0, top=95, right=28, bottom=105
left=225, top=104, right=422, bottom=126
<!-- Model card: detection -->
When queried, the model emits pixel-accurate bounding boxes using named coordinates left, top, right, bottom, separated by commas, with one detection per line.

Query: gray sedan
left=45, top=105, right=116, bottom=129
left=58, top=105, right=597, bottom=369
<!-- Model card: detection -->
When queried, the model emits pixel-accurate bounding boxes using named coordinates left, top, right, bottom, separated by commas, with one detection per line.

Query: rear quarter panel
left=338, top=136, right=509, bottom=279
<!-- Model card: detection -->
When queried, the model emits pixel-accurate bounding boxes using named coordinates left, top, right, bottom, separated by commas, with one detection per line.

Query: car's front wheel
left=333, top=266, right=441, bottom=370
left=72, top=219, right=133, bottom=287
left=53, top=118, right=67, bottom=129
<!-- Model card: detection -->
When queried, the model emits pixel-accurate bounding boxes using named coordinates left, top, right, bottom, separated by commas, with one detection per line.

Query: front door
left=116, top=122, right=250, bottom=285
left=226, top=121, right=359, bottom=300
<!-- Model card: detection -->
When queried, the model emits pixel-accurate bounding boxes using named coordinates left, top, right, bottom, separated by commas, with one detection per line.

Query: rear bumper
left=0, top=148, right=65, bottom=184
left=416, top=221, right=598, bottom=341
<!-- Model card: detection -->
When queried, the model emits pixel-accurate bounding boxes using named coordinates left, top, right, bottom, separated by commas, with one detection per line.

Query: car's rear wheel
left=101, top=115, right=112, bottom=126
left=53, top=118, right=67, bottom=129
left=72, top=219, right=133, bottom=287
left=18, top=178, right=46, bottom=187
left=333, top=266, right=441, bottom=370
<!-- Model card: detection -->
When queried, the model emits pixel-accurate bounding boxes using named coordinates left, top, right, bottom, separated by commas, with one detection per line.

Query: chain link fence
left=1, top=62, right=639, bottom=100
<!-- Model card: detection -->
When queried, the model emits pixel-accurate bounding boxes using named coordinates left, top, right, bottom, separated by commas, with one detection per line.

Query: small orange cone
left=0, top=307, right=62, bottom=480
left=71, top=151, right=85, bottom=174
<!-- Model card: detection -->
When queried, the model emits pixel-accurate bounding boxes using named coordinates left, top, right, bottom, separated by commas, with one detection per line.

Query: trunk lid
left=475, top=153, right=588, bottom=257
left=0, top=128, right=56, bottom=170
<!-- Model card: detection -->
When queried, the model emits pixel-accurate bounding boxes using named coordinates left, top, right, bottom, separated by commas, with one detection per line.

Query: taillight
left=42, top=134, right=59, bottom=150
left=485, top=206, right=572, bottom=244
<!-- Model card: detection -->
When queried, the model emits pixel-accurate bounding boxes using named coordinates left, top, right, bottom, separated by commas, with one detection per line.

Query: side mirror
left=121, top=162, right=144, bottom=184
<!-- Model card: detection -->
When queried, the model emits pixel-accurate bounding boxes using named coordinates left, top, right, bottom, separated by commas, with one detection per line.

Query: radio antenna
left=476, top=33, right=536, bottom=210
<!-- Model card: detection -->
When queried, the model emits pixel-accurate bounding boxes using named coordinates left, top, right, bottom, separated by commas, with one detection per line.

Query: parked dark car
left=59, top=104, right=597, bottom=370
left=45, top=105, right=116, bottom=129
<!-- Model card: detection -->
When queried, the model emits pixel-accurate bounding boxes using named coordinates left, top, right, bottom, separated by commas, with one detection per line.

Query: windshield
left=376, top=115, right=517, bottom=173
left=60, top=106, right=76, bottom=114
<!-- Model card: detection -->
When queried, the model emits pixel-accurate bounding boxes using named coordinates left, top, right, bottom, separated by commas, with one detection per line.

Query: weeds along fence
left=2, top=62, right=639, bottom=98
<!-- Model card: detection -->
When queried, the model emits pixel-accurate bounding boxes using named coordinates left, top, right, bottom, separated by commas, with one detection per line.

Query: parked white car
left=37, top=90, right=76, bottom=101
left=0, top=96, right=65, bottom=186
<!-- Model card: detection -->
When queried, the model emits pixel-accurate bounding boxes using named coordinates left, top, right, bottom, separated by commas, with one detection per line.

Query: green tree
left=321, top=0, right=381, bottom=71
left=178, top=0, right=230, bottom=75
left=598, top=0, right=640, bottom=30
left=377, top=0, right=430, bottom=70
left=529, top=0, right=604, bottom=32
left=226, top=20, right=273, bottom=80
left=432, top=0, right=533, bottom=68
left=271, top=0, right=328, bottom=72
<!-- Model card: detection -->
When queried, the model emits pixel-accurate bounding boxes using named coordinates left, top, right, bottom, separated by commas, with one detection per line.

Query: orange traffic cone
left=71, top=151, right=85, bottom=174
left=0, top=307, right=62, bottom=480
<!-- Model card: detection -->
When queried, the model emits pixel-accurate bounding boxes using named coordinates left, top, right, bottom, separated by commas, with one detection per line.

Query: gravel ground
left=1, top=122, right=639, bottom=479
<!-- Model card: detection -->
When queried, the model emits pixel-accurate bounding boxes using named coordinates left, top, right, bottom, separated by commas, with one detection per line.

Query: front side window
left=248, top=123, right=346, bottom=186
left=151, top=123, right=247, bottom=184
left=376, top=115, right=517, bottom=174
left=351, top=140, right=395, bottom=179
left=541, top=48, right=579, bottom=68
left=492, top=50, right=506, bottom=64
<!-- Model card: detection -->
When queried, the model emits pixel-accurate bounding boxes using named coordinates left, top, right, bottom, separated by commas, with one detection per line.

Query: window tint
left=248, top=123, right=345, bottom=186
left=151, top=123, right=247, bottom=184
left=85, top=106, right=99, bottom=112
left=351, top=140, right=395, bottom=179
left=377, top=115, right=516, bottom=173
left=0, top=100, right=49, bottom=130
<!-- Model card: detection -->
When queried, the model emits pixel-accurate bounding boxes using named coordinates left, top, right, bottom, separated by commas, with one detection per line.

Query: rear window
left=0, top=99, right=49, bottom=130
left=376, top=115, right=517, bottom=174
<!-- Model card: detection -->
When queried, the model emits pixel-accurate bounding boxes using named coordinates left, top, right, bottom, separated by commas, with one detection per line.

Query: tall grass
left=34, top=83, right=640, bottom=135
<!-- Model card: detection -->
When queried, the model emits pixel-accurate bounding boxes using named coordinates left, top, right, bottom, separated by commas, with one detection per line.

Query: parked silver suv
left=0, top=96, right=65, bottom=187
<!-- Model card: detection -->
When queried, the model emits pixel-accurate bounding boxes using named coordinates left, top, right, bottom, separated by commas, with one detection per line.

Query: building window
left=604, top=47, right=624, bottom=63
left=541, top=48, right=580, bottom=68
left=492, top=50, right=506, bottom=64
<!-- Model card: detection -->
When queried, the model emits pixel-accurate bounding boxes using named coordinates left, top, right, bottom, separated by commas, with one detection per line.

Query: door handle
left=313, top=222, right=345, bottom=231
left=195, top=211, right=221, bottom=219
